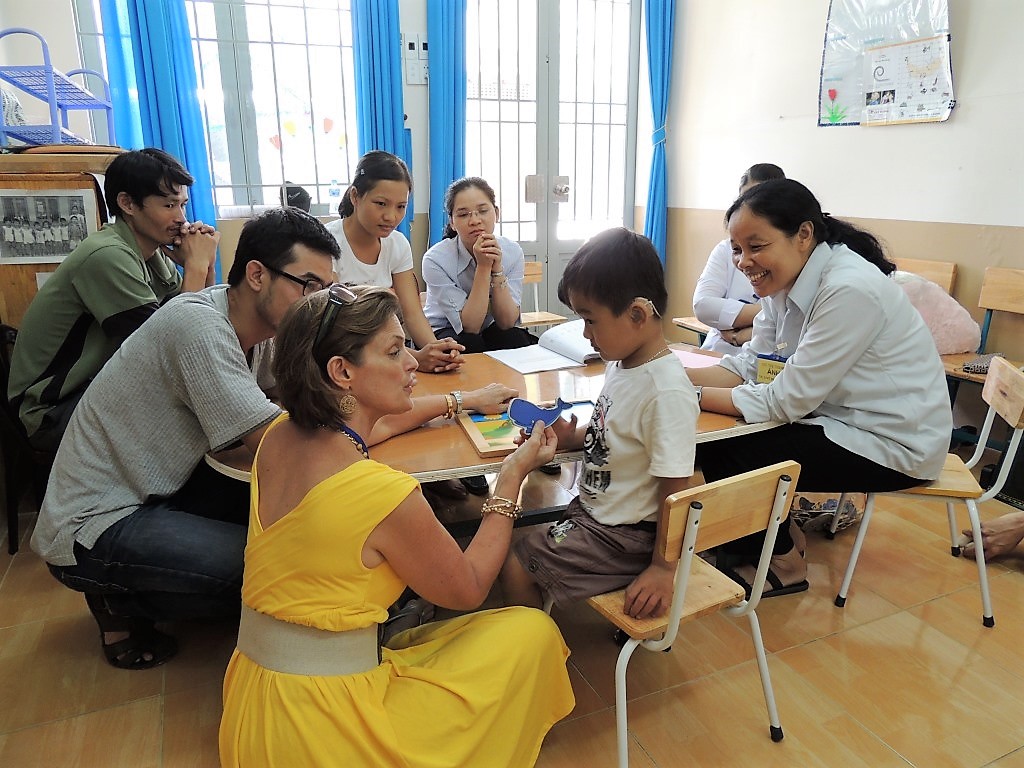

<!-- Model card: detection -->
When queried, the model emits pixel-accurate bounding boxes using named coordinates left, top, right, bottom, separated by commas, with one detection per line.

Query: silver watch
left=451, top=390, right=464, bottom=414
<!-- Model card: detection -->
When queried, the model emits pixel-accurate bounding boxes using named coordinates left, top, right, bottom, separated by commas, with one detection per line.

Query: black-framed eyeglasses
left=263, top=263, right=329, bottom=296
left=313, top=283, right=359, bottom=357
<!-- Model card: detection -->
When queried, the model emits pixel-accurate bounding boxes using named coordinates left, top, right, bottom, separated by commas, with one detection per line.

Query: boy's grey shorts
left=512, top=497, right=657, bottom=607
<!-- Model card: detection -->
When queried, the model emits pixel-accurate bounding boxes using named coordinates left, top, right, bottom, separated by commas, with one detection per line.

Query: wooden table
left=371, top=349, right=776, bottom=481
left=208, top=347, right=775, bottom=483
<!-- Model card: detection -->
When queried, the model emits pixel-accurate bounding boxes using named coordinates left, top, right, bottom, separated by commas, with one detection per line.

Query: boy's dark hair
left=280, top=182, right=312, bottom=212
left=338, top=150, right=412, bottom=218
left=441, top=176, right=497, bottom=239
left=726, top=179, right=894, bottom=275
left=557, top=227, right=667, bottom=316
left=273, top=286, right=401, bottom=430
left=226, top=207, right=341, bottom=286
left=104, top=148, right=194, bottom=219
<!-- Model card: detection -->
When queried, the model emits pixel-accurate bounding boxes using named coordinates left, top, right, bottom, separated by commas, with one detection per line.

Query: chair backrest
left=983, top=356, right=1024, bottom=430
left=893, top=257, right=957, bottom=294
left=977, top=267, right=1024, bottom=352
left=523, top=260, right=543, bottom=312
left=522, top=260, right=543, bottom=285
left=656, top=460, right=801, bottom=564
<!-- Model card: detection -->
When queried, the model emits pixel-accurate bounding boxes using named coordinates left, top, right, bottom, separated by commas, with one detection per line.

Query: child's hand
left=550, top=413, right=579, bottom=449
left=623, top=561, right=675, bottom=619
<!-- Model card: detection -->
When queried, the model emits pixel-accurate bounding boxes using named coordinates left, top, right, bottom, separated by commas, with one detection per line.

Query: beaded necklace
left=323, top=421, right=369, bottom=459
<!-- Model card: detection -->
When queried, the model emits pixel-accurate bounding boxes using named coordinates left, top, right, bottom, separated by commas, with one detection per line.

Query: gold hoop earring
left=339, top=393, right=357, bottom=418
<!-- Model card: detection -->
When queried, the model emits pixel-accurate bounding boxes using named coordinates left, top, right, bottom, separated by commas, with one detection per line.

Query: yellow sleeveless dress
left=219, top=420, right=575, bottom=767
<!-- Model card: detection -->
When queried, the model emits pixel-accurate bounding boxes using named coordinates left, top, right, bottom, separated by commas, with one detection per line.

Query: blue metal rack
left=0, top=27, right=114, bottom=146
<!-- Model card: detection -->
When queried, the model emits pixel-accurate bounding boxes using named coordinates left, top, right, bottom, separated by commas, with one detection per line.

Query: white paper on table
left=672, top=349, right=721, bottom=368
left=484, top=346, right=584, bottom=374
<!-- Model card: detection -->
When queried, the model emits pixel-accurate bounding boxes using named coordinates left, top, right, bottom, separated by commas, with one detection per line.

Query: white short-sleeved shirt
left=719, top=241, right=951, bottom=480
left=578, top=355, right=698, bottom=526
left=325, top=218, right=413, bottom=288
left=421, top=235, right=525, bottom=334
left=692, top=238, right=760, bottom=354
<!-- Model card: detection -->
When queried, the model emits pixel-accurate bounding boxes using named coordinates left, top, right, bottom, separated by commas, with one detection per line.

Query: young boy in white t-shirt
left=502, top=228, right=700, bottom=620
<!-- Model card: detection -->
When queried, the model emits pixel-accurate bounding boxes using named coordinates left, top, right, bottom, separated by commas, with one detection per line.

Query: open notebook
left=485, top=319, right=599, bottom=373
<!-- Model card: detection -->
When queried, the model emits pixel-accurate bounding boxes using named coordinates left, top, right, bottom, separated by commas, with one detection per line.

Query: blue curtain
left=642, top=0, right=675, bottom=265
left=352, top=0, right=412, bottom=239
left=99, top=0, right=219, bottom=275
left=426, top=0, right=467, bottom=246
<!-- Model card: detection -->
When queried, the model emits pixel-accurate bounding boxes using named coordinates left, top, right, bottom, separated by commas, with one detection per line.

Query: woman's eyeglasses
left=263, top=263, right=329, bottom=296
left=313, top=283, right=359, bottom=356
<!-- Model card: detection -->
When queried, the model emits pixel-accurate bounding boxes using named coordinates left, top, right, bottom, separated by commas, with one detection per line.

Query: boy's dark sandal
left=86, top=593, right=178, bottom=670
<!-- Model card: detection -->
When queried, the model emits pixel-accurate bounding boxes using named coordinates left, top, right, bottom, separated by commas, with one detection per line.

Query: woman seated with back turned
left=687, top=179, right=951, bottom=597
left=693, top=162, right=785, bottom=353
left=422, top=176, right=537, bottom=352
left=219, top=284, right=574, bottom=767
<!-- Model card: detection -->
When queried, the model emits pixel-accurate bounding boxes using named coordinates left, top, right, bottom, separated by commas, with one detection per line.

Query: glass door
left=465, top=0, right=640, bottom=316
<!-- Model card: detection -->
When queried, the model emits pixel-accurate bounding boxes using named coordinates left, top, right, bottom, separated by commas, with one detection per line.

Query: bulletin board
left=818, top=0, right=954, bottom=127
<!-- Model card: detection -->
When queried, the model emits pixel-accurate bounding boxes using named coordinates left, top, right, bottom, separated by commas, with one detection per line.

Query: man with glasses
left=8, top=148, right=219, bottom=453
left=30, top=208, right=339, bottom=669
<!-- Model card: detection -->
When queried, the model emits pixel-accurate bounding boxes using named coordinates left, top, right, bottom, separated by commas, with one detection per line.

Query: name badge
left=756, top=352, right=787, bottom=384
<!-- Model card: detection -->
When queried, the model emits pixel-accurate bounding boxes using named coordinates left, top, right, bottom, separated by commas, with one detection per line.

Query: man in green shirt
left=8, top=147, right=219, bottom=452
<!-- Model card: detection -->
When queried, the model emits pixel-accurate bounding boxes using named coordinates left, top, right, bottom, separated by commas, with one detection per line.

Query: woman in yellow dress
left=219, top=284, right=575, bottom=767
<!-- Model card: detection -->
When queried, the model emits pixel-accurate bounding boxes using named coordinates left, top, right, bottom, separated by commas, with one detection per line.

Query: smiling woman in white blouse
left=686, top=178, right=952, bottom=598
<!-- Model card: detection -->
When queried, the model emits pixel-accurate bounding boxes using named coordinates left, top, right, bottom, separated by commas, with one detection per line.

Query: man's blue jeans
left=48, top=462, right=248, bottom=621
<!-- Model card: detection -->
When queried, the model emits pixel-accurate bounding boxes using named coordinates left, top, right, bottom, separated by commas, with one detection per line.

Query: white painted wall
left=662, top=0, right=1024, bottom=227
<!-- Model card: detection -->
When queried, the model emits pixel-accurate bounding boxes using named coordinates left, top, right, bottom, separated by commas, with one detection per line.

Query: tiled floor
left=3, top=479, right=1024, bottom=767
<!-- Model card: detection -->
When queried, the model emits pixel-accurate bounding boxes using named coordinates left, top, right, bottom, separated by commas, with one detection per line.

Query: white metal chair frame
left=559, top=461, right=800, bottom=767
left=834, top=356, right=1024, bottom=628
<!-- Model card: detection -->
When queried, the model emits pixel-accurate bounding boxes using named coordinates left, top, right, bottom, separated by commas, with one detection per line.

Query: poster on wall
left=819, top=0, right=954, bottom=127
left=0, top=188, right=99, bottom=264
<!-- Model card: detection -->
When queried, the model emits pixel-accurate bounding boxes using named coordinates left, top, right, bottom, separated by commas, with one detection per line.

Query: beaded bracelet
left=480, top=495, right=522, bottom=520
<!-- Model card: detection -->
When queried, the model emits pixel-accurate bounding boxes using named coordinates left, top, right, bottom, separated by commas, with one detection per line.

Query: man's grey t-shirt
left=31, top=286, right=280, bottom=566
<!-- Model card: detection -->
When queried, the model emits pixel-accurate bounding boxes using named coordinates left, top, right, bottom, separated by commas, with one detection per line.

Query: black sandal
left=85, top=594, right=178, bottom=670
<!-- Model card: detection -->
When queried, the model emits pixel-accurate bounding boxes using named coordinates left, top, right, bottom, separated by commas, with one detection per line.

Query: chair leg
left=965, top=500, right=995, bottom=628
left=826, top=492, right=848, bottom=540
left=946, top=501, right=961, bottom=557
left=835, top=494, right=877, bottom=607
left=614, top=637, right=641, bottom=768
left=747, top=609, right=784, bottom=742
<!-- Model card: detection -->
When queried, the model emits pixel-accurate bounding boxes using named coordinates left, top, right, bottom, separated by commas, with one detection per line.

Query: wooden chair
left=584, top=460, right=800, bottom=766
left=835, top=356, right=1024, bottom=628
left=943, top=267, right=1024, bottom=448
left=671, top=316, right=712, bottom=346
left=893, top=257, right=958, bottom=294
left=519, top=261, right=568, bottom=329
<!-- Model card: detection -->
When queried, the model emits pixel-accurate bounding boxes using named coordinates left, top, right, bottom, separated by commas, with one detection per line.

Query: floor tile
left=163, top=682, right=223, bottom=768
left=0, top=697, right=162, bottom=768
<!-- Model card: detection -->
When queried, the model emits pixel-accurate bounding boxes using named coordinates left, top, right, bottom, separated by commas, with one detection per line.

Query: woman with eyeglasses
left=327, top=150, right=466, bottom=374
left=422, top=176, right=537, bottom=352
left=219, top=285, right=574, bottom=767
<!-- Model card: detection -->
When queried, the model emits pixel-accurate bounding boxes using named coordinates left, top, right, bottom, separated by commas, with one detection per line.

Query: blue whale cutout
left=507, top=397, right=573, bottom=434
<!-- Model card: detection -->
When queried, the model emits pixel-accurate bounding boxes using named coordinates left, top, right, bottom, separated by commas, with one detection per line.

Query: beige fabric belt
left=236, top=604, right=380, bottom=676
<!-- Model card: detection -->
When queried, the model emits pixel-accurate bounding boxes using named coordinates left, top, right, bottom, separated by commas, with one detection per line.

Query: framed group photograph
left=0, top=187, right=100, bottom=264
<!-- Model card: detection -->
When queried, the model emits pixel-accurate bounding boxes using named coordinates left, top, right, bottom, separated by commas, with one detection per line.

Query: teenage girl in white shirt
left=328, top=151, right=465, bottom=374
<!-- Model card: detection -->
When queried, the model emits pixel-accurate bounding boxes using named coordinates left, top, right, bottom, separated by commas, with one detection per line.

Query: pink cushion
left=893, top=271, right=980, bottom=354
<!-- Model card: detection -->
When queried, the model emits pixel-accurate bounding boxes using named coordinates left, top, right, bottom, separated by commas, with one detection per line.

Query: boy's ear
left=628, top=301, right=647, bottom=323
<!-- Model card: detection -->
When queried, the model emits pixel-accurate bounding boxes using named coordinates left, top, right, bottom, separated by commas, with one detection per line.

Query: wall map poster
left=819, top=0, right=953, bottom=127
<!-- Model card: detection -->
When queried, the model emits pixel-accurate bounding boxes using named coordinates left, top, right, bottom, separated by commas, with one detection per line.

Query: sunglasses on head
left=313, top=283, right=359, bottom=357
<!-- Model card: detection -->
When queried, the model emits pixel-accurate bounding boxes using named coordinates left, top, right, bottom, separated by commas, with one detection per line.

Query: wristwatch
left=451, top=390, right=464, bottom=414
left=694, top=386, right=703, bottom=405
